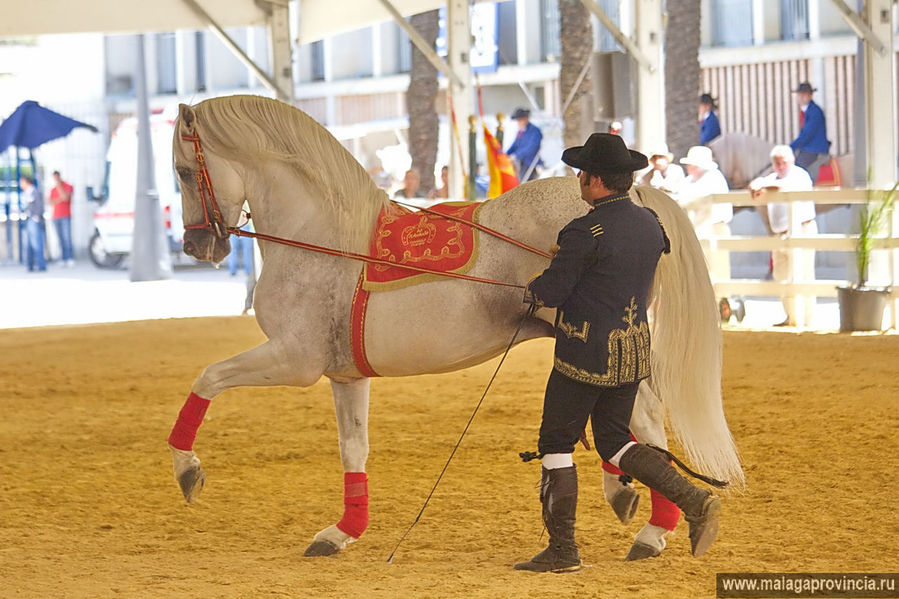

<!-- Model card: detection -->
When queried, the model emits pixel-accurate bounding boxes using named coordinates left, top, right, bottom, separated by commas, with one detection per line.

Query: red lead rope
left=228, top=227, right=527, bottom=289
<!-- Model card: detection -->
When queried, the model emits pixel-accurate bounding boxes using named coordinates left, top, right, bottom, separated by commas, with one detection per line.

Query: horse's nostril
left=183, top=240, right=196, bottom=254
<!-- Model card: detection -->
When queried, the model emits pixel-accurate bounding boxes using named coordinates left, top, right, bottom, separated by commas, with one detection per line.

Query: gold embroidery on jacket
left=553, top=297, right=651, bottom=386
left=589, top=224, right=604, bottom=237
left=558, top=310, right=590, bottom=342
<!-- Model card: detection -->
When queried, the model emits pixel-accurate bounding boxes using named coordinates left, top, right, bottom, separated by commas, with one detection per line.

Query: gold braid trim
left=553, top=297, right=651, bottom=387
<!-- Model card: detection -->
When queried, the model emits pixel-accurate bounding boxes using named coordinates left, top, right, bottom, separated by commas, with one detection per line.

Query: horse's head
left=173, top=103, right=247, bottom=264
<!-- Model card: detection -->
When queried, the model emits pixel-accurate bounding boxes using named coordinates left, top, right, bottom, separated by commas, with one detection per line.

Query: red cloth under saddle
left=362, top=201, right=483, bottom=291
left=351, top=201, right=484, bottom=377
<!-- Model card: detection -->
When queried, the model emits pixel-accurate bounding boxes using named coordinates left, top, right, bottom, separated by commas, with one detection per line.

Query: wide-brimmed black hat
left=699, top=93, right=717, bottom=107
left=793, top=82, right=817, bottom=93
left=562, top=133, right=648, bottom=175
left=510, top=107, right=530, bottom=119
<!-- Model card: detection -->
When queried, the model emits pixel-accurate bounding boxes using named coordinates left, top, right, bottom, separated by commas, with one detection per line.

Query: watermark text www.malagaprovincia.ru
left=717, top=573, right=898, bottom=598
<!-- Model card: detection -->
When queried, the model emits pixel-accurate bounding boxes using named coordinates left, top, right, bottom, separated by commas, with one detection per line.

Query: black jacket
left=527, top=193, right=669, bottom=387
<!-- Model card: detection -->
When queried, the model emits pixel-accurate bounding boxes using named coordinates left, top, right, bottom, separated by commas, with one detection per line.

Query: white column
left=372, top=23, right=383, bottom=78
left=863, top=0, right=896, bottom=189
left=752, top=0, right=765, bottom=45
left=447, top=0, right=473, bottom=199
left=175, top=30, right=198, bottom=95
left=268, top=0, right=294, bottom=102
left=634, top=0, right=665, bottom=153
left=323, top=37, right=336, bottom=126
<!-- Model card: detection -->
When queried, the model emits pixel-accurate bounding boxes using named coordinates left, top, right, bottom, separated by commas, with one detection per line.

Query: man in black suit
left=514, top=134, right=722, bottom=573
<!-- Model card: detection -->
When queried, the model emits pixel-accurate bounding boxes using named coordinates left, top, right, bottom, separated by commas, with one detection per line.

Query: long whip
left=386, top=304, right=538, bottom=563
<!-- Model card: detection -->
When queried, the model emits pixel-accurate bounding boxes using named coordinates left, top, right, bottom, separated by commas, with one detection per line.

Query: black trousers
left=538, top=369, right=640, bottom=462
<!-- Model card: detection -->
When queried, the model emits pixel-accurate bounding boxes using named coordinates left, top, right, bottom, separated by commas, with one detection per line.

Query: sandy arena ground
left=1, top=317, right=897, bottom=598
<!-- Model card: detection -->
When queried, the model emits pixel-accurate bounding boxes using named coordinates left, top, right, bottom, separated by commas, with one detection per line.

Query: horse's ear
left=178, top=104, right=197, bottom=135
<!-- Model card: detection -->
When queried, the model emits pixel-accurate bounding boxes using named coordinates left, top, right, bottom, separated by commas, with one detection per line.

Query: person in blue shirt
left=698, top=93, right=721, bottom=146
left=789, top=82, right=831, bottom=183
left=506, top=108, right=542, bottom=181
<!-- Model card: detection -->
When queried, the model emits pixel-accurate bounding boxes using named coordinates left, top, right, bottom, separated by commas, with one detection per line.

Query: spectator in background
left=428, top=165, right=449, bottom=200
left=20, top=176, right=47, bottom=272
left=639, top=144, right=684, bottom=193
left=507, top=107, right=542, bottom=181
left=608, top=121, right=623, bottom=135
left=790, top=82, right=830, bottom=183
left=48, top=170, right=75, bottom=267
left=699, top=93, right=721, bottom=146
left=676, top=145, right=732, bottom=282
left=749, top=145, right=816, bottom=326
left=394, top=168, right=425, bottom=199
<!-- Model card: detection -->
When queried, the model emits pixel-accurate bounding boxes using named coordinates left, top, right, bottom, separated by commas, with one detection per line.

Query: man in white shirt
left=675, top=146, right=732, bottom=281
left=749, top=145, right=817, bottom=326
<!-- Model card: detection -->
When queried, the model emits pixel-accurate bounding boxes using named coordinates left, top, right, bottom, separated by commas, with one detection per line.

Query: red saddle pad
left=362, top=201, right=483, bottom=291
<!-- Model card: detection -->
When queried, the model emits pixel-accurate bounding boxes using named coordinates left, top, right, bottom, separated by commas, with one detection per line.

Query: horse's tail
left=632, top=186, right=745, bottom=489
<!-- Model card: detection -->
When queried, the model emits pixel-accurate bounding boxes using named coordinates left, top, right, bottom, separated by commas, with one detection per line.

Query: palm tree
left=407, top=10, right=440, bottom=193
left=664, top=0, right=701, bottom=158
left=559, top=0, right=594, bottom=149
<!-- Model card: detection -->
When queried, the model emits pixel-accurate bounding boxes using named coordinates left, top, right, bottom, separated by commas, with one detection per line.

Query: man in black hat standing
left=699, top=93, right=721, bottom=145
left=790, top=82, right=830, bottom=182
left=506, top=107, right=542, bottom=181
left=513, top=133, right=722, bottom=573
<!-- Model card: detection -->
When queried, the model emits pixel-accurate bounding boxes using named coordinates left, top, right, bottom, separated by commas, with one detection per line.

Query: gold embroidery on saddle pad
left=362, top=201, right=483, bottom=292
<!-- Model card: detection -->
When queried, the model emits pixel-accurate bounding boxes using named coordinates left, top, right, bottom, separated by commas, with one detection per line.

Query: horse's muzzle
left=183, top=229, right=230, bottom=264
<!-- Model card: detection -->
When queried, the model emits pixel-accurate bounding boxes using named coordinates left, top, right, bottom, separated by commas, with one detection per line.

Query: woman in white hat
left=675, top=146, right=732, bottom=281
left=639, top=143, right=684, bottom=193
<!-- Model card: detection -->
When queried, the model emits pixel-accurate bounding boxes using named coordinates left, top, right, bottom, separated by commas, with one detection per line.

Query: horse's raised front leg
left=168, top=340, right=323, bottom=503
left=304, top=376, right=370, bottom=557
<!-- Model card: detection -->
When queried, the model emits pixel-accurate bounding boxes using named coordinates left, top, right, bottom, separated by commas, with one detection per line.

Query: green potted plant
left=837, top=181, right=898, bottom=331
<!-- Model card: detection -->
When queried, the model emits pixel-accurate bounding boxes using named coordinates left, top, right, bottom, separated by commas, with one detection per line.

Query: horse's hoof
left=304, top=540, right=340, bottom=557
left=624, top=541, right=661, bottom=561
left=610, top=486, right=640, bottom=524
left=177, top=465, right=206, bottom=503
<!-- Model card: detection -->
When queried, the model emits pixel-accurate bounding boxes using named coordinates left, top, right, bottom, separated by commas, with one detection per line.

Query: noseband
left=181, top=130, right=229, bottom=239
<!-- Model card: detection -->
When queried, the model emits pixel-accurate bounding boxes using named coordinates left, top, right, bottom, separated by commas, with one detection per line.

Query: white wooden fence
left=686, top=188, right=899, bottom=328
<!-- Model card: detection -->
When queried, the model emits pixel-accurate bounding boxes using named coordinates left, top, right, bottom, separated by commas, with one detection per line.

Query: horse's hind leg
left=618, top=382, right=681, bottom=561
left=168, top=340, right=323, bottom=503
left=305, top=377, right=371, bottom=557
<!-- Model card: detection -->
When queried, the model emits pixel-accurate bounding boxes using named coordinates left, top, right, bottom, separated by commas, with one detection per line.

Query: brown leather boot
left=514, top=465, right=582, bottom=573
left=618, top=444, right=722, bottom=557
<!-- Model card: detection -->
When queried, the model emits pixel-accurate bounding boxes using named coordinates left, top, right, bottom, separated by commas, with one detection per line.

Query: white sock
left=608, top=441, right=637, bottom=468
left=541, top=453, right=574, bottom=470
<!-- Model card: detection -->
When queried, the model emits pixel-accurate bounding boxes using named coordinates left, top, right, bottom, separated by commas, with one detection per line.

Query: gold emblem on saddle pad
left=553, top=297, right=651, bottom=386
left=401, top=216, right=438, bottom=247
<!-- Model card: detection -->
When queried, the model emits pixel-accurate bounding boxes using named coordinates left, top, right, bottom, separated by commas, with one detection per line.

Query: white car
left=89, top=112, right=186, bottom=268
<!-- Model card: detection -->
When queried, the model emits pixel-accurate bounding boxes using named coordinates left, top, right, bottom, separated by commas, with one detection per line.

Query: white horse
left=168, top=95, right=743, bottom=559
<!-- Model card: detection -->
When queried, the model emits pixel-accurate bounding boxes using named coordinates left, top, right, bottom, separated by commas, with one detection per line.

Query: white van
left=89, top=111, right=184, bottom=268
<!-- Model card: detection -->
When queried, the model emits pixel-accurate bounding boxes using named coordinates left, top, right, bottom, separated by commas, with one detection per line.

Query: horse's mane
left=192, top=95, right=389, bottom=253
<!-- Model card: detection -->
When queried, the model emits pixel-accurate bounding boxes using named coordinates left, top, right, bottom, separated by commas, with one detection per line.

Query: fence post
left=468, top=115, right=477, bottom=202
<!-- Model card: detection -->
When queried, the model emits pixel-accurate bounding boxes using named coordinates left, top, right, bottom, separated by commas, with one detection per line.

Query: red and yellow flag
left=483, top=125, right=518, bottom=199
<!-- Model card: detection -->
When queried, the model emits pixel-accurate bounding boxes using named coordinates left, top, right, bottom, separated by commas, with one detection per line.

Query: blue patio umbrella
left=0, top=101, right=98, bottom=262
left=0, top=100, right=98, bottom=153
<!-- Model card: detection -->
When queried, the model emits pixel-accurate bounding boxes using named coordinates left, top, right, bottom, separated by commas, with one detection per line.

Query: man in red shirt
left=48, top=170, right=74, bottom=266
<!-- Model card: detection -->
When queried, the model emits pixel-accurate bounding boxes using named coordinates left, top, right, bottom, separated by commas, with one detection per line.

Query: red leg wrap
left=167, top=392, right=211, bottom=451
left=336, top=472, right=369, bottom=539
left=648, top=487, right=681, bottom=531
left=602, top=461, right=624, bottom=476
